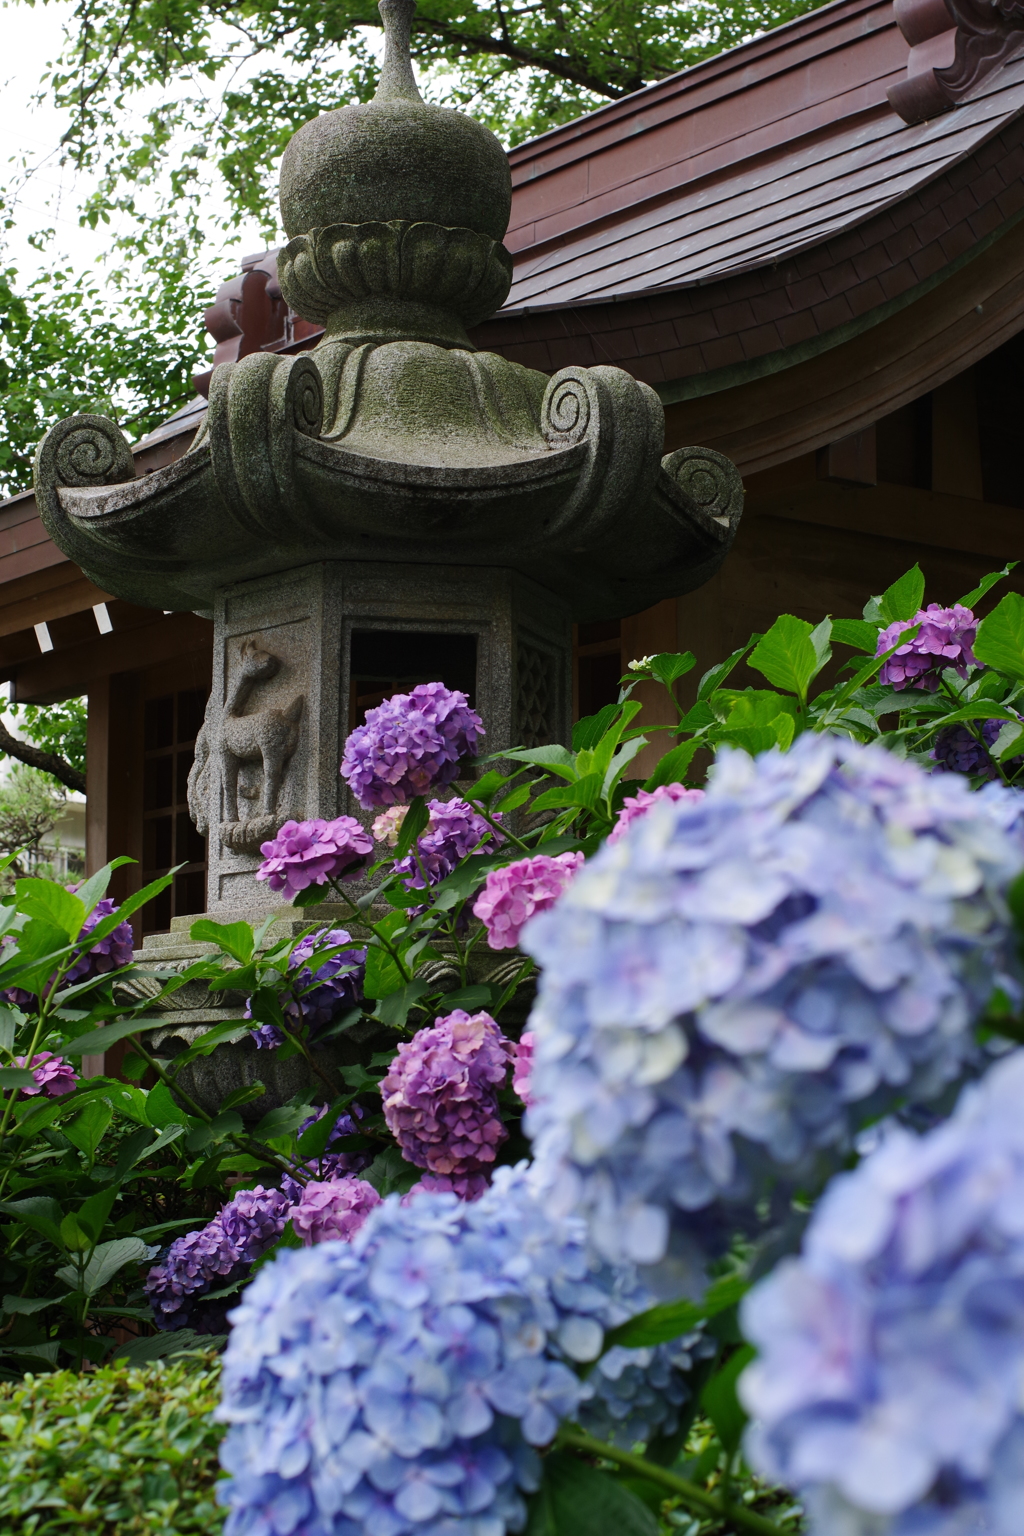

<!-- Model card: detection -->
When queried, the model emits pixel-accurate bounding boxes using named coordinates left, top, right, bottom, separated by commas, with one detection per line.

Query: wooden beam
left=12, top=613, right=212, bottom=703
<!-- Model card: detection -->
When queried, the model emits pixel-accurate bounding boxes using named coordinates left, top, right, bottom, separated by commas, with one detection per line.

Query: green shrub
left=0, top=1348, right=225, bottom=1533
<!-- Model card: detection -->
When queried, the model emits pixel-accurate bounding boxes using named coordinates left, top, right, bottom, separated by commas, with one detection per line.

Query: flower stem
left=555, top=1428, right=786, bottom=1536
left=330, top=884, right=413, bottom=984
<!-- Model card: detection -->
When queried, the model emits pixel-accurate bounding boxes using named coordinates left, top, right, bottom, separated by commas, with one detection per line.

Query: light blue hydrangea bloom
left=522, top=736, right=1024, bottom=1278
left=576, top=1329, right=715, bottom=1449
left=215, top=1164, right=660, bottom=1536
left=740, top=1048, right=1024, bottom=1536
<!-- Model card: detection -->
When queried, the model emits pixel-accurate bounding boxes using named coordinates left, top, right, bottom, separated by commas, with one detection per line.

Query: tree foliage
left=34, top=0, right=825, bottom=246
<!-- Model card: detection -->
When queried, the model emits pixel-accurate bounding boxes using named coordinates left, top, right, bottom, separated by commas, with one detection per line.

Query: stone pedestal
left=187, top=559, right=571, bottom=919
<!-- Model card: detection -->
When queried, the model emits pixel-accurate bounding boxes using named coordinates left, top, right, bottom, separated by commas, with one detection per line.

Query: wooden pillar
left=932, top=371, right=984, bottom=499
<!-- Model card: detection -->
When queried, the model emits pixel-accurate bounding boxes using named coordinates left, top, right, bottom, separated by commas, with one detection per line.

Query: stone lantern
left=34, top=0, right=743, bottom=933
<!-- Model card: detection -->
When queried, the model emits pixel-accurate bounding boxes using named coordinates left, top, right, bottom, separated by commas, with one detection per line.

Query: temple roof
left=499, top=0, right=1024, bottom=314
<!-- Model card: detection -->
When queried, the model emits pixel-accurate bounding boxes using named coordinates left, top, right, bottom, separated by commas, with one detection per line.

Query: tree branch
left=0, top=721, right=87, bottom=794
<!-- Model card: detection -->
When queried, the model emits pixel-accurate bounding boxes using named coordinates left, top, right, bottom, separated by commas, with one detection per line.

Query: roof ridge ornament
left=887, top=0, right=1024, bottom=124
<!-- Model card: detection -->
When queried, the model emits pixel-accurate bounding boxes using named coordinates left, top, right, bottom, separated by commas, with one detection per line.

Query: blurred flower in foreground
left=523, top=735, right=1024, bottom=1283
left=216, top=1165, right=657, bottom=1536
left=341, top=682, right=484, bottom=808
left=741, top=1049, right=1024, bottom=1536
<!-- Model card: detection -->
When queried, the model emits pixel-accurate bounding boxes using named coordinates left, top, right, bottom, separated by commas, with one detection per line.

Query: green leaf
left=112, top=1327, right=223, bottom=1364
left=71, top=858, right=133, bottom=918
left=63, top=1100, right=113, bottom=1160
left=530, top=771, right=604, bottom=813
left=871, top=564, right=925, bottom=625
left=648, top=651, right=696, bottom=687
left=748, top=614, right=821, bottom=699
left=573, top=703, right=620, bottom=752
left=189, top=918, right=255, bottom=962
left=145, top=1080, right=193, bottom=1130
left=12, top=879, right=86, bottom=942
left=498, top=744, right=577, bottom=780
left=221, top=1082, right=267, bottom=1111
left=59, top=1212, right=92, bottom=1253
left=0, top=1196, right=64, bottom=1246
left=296, top=1096, right=351, bottom=1158
left=436, top=984, right=495, bottom=1012
left=87, top=868, right=180, bottom=939
left=56, top=1236, right=152, bottom=1297
left=491, top=781, right=532, bottom=815
left=75, top=1186, right=118, bottom=1243
left=0, top=1067, right=35, bottom=1090
left=604, top=1273, right=749, bottom=1349
left=363, top=1145, right=421, bottom=1197
left=62, top=1014, right=178, bottom=1057
left=994, top=721, right=1024, bottom=762
left=697, top=640, right=757, bottom=701
left=975, top=593, right=1024, bottom=681
left=2, top=1294, right=56, bottom=1315
left=832, top=618, right=883, bottom=652
left=469, top=769, right=517, bottom=805
left=373, top=979, right=430, bottom=1028
left=700, top=1344, right=756, bottom=1455
left=293, top=882, right=330, bottom=908
left=959, top=562, right=1017, bottom=610
left=393, top=796, right=429, bottom=860
left=642, top=739, right=701, bottom=791
left=527, top=1452, right=658, bottom=1536
left=251, top=1099, right=315, bottom=1143
left=0, top=1007, right=19, bottom=1053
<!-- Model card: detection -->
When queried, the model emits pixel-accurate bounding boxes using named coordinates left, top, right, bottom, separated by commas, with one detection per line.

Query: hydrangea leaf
left=700, top=1344, right=755, bottom=1456
left=831, top=618, right=880, bottom=652
left=748, top=614, right=822, bottom=700
left=643, top=739, right=700, bottom=791
left=648, top=651, right=697, bottom=687
left=868, top=564, right=925, bottom=625
left=530, top=1452, right=658, bottom=1536
left=189, top=919, right=254, bottom=962
left=698, top=640, right=759, bottom=701
left=573, top=703, right=620, bottom=752
left=12, top=879, right=86, bottom=943
left=959, top=562, right=1017, bottom=610
left=975, top=592, right=1024, bottom=681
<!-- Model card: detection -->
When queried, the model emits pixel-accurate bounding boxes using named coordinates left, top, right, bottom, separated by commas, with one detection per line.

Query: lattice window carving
left=516, top=640, right=554, bottom=748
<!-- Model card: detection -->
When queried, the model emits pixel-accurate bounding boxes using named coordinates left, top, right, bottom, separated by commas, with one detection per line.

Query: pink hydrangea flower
left=256, top=816, right=373, bottom=899
left=14, top=1052, right=78, bottom=1097
left=608, top=783, right=705, bottom=843
left=401, top=1172, right=490, bottom=1204
left=381, top=1010, right=514, bottom=1197
left=473, top=852, right=584, bottom=950
left=372, top=806, right=408, bottom=846
left=512, top=1031, right=534, bottom=1106
left=289, top=1176, right=382, bottom=1245
left=876, top=603, right=978, bottom=691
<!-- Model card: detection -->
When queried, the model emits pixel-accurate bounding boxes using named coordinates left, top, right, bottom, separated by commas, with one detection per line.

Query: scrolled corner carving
left=276, top=219, right=513, bottom=329
left=541, top=370, right=593, bottom=447
left=207, top=350, right=325, bottom=534
left=660, top=446, right=744, bottom=538
left=35, top=413, right=136, bottom=493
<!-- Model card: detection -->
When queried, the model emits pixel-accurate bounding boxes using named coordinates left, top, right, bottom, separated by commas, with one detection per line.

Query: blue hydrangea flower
left=216, top=1165, right=656, bottom=1536
left=522, top=736, right=1024, bottom=1281
left=740, top=1049, right=1024, bottom=1536
left=576, top=1329, right=715, bottom=1449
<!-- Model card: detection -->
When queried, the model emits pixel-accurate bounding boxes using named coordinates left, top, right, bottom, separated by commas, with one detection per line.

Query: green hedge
left=0, top=1349, right=225, bottom=1534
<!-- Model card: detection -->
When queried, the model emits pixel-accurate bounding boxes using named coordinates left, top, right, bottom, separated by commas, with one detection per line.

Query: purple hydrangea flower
left=473, top=851, right=585, bottom=951
left=740, top=1049, right=1024, bottom=1536
left=215, top=1164, right=657, bottom=1536
left=381, top=1010, right=514, bottom=1198
left=281, top=1108, right=375, bottom=1199
left=13, top=1052, right=78, bottom=1097
left=877, top=603, right=978, bottom=691
left=256, top=816, right=373, bottom=900
left=513, top=1031, right=535, bottom=1105
left=609, top=784, right=705, bottom=843
left=3, top=895, right=134, bottom=1007
left=393, top=797, right=503, bottom=891
left=289, top=1176, right=381, bottom=1245
left=145, top=1184, right=292, bottom=1332
left=247, top=928, right=365, bottom=1050
left=522, top=735, right=1024, bottom=1283
left=340, top=682, right=485, bottom=809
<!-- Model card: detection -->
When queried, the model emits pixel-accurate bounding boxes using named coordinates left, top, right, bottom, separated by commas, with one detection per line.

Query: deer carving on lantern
left=188, top=638, right=305, bottom=854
